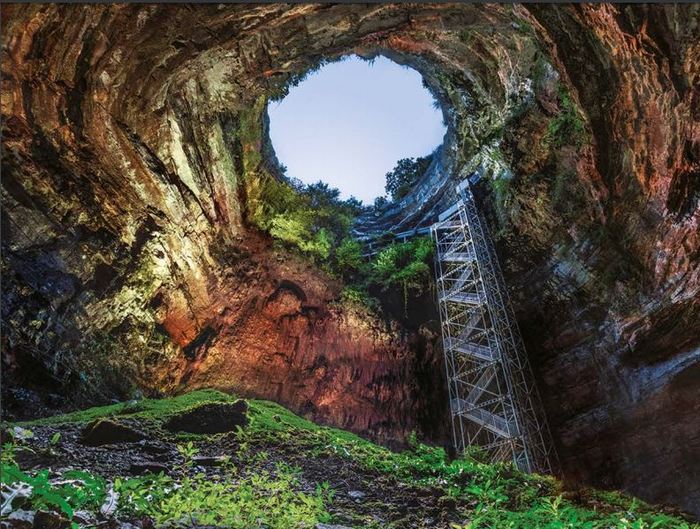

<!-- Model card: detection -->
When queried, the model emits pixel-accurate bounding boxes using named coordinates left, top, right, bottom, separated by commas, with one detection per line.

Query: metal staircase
left=431, top=178, right=556, bottom=474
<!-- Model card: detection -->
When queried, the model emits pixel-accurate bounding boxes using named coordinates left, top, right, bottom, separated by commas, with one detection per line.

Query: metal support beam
left=431, top=179, right=557, bottom=474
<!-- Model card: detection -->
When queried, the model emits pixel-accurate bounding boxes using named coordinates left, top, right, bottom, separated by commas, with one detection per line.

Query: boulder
left=80, top=419, right=146, bottom=446
left=163, top=401, right=248, bottom=434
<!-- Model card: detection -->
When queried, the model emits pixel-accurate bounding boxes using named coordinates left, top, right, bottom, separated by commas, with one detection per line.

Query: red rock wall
left=1, top=3, right=698, bottom=515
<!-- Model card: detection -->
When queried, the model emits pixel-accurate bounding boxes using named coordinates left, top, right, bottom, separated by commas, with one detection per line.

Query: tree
left=384, top=155, right=433, bottom=201
left=373, top=196, right=389, bottom=210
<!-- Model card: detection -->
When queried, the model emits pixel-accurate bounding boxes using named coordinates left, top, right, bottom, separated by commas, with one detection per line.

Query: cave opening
left=3, top=3, right=699, bottom=520
left=266, top=54, right=446, bottom=206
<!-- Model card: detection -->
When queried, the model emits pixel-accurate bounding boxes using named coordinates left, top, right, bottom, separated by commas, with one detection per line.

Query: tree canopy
left=384, top=155, right=433, bottom=201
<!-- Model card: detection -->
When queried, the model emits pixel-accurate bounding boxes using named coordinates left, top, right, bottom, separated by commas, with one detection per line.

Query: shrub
left=269, top=215, right=332, bottom=260
left=335, top=238, right=364, bottom=277
left=370, top=236, right=434, bottom=309
left=371, top=237, right=433, bottom=290
left=247, top=176, right=362, bottom=264
left=1, top=463, right=107, bottom=524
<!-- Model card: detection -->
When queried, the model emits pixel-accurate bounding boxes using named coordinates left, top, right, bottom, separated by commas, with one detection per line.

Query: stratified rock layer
left=1, top=4, right=698, bottom=515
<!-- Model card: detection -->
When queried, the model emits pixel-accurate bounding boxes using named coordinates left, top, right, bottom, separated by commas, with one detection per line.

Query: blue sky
left=267, top=55, right=446, bottom=204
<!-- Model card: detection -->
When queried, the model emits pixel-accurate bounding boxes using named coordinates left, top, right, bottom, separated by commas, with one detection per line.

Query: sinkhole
left=267, top=55, right=447, bottom=205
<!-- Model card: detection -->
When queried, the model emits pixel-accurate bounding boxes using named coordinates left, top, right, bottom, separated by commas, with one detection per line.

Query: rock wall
left=1, top=3, right=698, bottom=515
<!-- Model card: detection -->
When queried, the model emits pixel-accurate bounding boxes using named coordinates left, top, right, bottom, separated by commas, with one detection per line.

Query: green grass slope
left=2, top=390, right=696, bottom=529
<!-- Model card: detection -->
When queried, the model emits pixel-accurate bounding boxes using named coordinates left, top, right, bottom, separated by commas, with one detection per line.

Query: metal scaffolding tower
left=431, top=178, right=557, bottom=474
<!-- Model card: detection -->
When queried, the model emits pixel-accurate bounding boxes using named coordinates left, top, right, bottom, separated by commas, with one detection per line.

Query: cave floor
left=12, top=423, right=465, bottom=528
left=3, top=390, right=694, bottom=529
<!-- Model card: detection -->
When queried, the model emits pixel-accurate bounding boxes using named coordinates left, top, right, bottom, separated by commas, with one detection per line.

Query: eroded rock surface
left=80, top=419, right=147, bottom=447
left=163, top=401, right=248, bottom=434
left=1, top=3, right=698, bottom=515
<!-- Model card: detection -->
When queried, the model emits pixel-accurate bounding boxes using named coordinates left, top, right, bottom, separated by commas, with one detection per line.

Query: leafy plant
left=370, top=236, right=434, bottom=309
left=177, top=441, right=199, bottom=473
left=114, top=462, right=333, bottom=528
left=246, top=175, right=362, bottom=264
left=1, top=463, right=106, bottom=525
left=335, top=238, right=365, bottom=277
left=1, top=443, right=16, bottom=466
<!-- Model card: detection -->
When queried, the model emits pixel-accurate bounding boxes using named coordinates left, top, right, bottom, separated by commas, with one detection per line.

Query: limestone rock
left=80, top=419, right=147, bottom=446
left=163, top=401, right=248, bottom=434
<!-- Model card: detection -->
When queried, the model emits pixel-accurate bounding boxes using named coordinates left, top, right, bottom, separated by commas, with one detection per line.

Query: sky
left=267, top=55, right=446, bottom=204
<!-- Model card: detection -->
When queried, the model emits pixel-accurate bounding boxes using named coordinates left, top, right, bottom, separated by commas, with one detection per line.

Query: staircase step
left=441, top=250, right=476, bottom=262
left=444, top=338, right=495, bottom=361
left=441, top=291, right=484, bottom=305
left=451, top=399, right=517, bottom=438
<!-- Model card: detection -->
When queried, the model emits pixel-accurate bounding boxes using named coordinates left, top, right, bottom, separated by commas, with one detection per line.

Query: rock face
left=1, top=3, right=698, bottom=516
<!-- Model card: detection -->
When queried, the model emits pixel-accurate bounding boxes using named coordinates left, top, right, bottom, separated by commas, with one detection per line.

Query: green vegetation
left=546, top=87, right=588, bottom=148
left=335, top=238, right=364, bottom=275
left=385, top=155, right=433, bottom=201
left=241, top=146, right=435, bottom=308
left=1, top=464, right=107, bottom=526
left=333, top=236, right=435, bottom=313
left=246, top=174, right=364, bottom=263
left=3, top=430, right=331, bottom=529
left=19, top=389, right=231, bottom=426
left=112, top=454, right=332, bottom=528
left=6, top=390, right=696, bottom=529
left=370, top=236, right=433, bottom=300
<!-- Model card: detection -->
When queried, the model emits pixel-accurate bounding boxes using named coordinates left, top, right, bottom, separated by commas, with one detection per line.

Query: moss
left=14, top=390, right=697, bottom=528
left=546, top=86, right=589, bottom=148
left=22, top=389, right=235, bottom=426
left=490, top=173, right=514, bottom=229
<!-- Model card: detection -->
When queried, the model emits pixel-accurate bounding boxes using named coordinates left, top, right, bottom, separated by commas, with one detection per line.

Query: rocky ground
left=7, top=421, right=458, bottom=528
left=2, top=391, right=696, bottom=529
left=1, top=392, right=474, bottom=529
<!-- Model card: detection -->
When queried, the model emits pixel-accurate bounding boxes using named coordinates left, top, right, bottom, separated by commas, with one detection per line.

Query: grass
left=21, top=389, right=234, bottom=427
left=8, top=390, right=699, bottom=529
